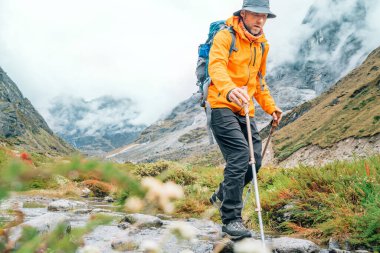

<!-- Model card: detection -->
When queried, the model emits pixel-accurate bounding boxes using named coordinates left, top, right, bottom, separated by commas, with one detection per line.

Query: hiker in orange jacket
left=208, top=0, right=282, bottom=239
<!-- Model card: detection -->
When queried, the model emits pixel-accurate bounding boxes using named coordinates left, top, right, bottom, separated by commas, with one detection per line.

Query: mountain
left=0, top=66, right=74, bottom=155
left=109, top=45, right=380, bottom=166
left=107, top=0, right=380, bottom=163
left=261, top=46, right=380, bottom=167
left=47, top=96, right=146, bottom=155
left=266, top=0, right=372, bottom=113
left=105, top=97, right=213, bottom=163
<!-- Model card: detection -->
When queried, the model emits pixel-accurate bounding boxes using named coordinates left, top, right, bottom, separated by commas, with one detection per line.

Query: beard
left=242, top=20, right=261, bottom=36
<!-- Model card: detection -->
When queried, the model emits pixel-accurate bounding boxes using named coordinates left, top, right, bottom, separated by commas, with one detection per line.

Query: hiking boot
left=222, top=220, right=252, bottom=240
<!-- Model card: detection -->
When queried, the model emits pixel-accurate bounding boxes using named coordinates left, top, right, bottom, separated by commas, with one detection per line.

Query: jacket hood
left=226, top=16, right=267, bottom=43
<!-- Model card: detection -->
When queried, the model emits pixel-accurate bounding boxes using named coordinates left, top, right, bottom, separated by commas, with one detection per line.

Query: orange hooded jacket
left=207, top=16, right=277, bottom=117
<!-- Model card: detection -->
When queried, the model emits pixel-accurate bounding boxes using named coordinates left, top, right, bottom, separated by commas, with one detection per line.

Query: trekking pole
left=243, top=104, right=266, bottom=246
left=243, top=122, right=276, bottom=207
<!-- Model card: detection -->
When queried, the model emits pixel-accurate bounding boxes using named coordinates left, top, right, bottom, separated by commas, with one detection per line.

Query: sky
left=0, top=0, right=345, bottom=125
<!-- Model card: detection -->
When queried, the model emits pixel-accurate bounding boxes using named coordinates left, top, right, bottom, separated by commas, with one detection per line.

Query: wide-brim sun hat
left=233, top=0, right=276, bottom=18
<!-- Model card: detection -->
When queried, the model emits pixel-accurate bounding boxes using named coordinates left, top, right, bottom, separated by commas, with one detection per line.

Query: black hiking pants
left=210, top=108, right=262, bottom=225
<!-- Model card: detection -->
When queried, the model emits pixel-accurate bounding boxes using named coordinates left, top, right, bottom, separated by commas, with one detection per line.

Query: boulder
left=48, top=199, right=87, bottom=211
left=270, top=237, right=320, bottom=253
left=9, top=213, right=71, bottom=243
left=121, top=213, right=163, bottom=228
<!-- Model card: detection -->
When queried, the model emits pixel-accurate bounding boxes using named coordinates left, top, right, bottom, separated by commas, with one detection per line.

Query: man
left=207, top=0, right=283, bottom=239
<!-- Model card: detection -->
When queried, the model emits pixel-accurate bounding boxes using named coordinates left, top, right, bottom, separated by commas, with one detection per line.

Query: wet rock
left=48, top=199, right=87, bottom=211
left=157, top=213, right=172, bottom=220
left=111, top=238, right=138, bottom=251
left=74, top=209, right=93, bottom=215
left=276, top=203, right=295, bottom=223
left=213, top=239, right=234, bottom=253
left=92, top=208, right=112, bottom=213
left=104, top=196, right=114, bottom=203
left=81, top=188, right=92, bottom=198
left=270, top=237, right=320, bottom=253
left=117, top=222, right=130, bottom=230
left=9, top=213, right=71, bottom=243
left=121, top=213, right=163, bottom=228
left=329, top=238, right=340, bottom=250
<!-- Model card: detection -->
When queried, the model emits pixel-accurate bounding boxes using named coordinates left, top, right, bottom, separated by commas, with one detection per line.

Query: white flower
left=141, top=177, right=184, bottom=213
left=180, top=250, right=194, bottom=253
left=160, top=199, right=175, bottom=214
left=169, top=222, right=198, bottom=240
left=141, top=177, right=163, bottom=192
left=125, top=197, right=144, bottom=212
left=140, top=240, right=161, bottom=253
left=142, top=177, right=164, bottom=201
left=234, top=239, right=271, bottom=253
left=162, top=181, right=184, bottom=200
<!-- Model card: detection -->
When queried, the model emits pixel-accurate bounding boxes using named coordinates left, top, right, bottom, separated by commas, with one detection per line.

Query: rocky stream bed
left=0, top=195, right=371, bottom=253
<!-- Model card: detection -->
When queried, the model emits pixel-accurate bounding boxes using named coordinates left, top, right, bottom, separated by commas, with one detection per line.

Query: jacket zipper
left=252, top=47, right=257, bottom=67
left=245, top=43, right=253, bottom=86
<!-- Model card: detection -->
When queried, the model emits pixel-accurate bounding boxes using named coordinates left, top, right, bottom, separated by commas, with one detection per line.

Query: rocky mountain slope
left=0, top=66, right=74, bottom=155
left=107, top=0, right=380, bottom=164
left=267, top=0, right=373, bottom=112
left=105, top=98, right=213, bottom=163
left=47, top=96, right=146, bottom=155
left=262, top=46, right=380, bottom=167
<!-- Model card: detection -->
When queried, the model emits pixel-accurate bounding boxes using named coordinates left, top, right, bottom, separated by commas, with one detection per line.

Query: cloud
left=47, top=95, right=144, bottom=137
left=0, top=0, right=316, bottom=125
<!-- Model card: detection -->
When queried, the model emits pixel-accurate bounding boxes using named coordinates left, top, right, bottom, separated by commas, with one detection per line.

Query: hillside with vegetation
left=0, top=67, right=74, bottom=156
left=259, top=46, right=380, bottom=166
left=0, top=147, right=379, bottom=252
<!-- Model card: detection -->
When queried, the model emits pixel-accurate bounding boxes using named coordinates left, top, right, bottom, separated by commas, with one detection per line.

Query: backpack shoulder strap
left=227, top=26, right=238, bottom=55
left=258, top=42, right=267, bottom=91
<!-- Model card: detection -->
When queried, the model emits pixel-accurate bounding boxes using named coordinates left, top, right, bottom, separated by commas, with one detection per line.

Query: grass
left=1, top=147, right=379, bottom=251
left=168, top=155, right=380, bottom=251
left=271, top=49, right=380, bottom=161
left=22, top=202, right=46, bottom=208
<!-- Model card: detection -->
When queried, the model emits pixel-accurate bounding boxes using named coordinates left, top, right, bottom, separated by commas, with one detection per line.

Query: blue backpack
left=194, top=20, right=237, bottom=144
left=195, top=20, right=237, bottom=108
left=194, top=20, right=265, bottom=144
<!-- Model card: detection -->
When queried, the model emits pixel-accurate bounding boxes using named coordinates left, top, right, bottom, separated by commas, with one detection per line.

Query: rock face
left=0, top=66, right=74, bottom=154
left=267, top=0, right=371, bottom=112
left=105, top=97, right=215, bottom=163
left=47, top=95, right=146, bottom=155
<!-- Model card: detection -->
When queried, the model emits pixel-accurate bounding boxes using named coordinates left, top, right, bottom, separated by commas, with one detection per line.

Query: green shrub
left=133, top=160, right=172, bottom=177
left=159, top=167, right=197, bottom=186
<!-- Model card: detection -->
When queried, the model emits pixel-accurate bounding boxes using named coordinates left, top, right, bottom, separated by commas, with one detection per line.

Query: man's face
left=240, top=10, right=268, bottom=35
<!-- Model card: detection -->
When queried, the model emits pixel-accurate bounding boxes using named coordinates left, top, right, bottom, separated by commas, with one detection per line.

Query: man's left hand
left=271, top=107, right=283, bottom=127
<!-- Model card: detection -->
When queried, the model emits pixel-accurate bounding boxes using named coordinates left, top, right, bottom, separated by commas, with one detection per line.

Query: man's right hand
left=227, top=87, right=250, bottom=107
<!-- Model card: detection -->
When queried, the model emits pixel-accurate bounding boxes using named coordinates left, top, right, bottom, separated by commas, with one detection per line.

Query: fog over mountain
left=263, top=0, right=380, bottom=114
left=47, top=96, right=146, bottom=154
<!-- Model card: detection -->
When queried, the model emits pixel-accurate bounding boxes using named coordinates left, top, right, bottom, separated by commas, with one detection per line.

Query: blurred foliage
left=1, top=146, right=379, bottom=252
